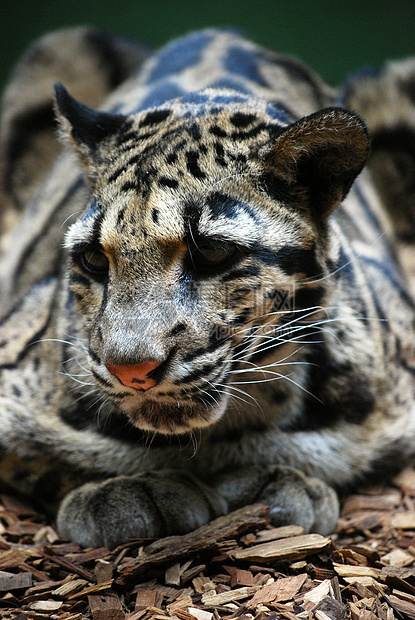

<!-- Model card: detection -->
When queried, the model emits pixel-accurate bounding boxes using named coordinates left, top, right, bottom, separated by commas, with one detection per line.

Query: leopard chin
left=121, top=396, right=228, bottom=434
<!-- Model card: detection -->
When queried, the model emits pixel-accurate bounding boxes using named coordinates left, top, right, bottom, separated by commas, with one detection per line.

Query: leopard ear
left=54, top=83, right=126, bottom=170
left=264, top=108, right=370, bottom=218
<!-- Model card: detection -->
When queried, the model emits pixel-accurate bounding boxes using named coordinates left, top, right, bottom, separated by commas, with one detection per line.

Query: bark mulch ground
left=2, top=467, right=415, bottom=620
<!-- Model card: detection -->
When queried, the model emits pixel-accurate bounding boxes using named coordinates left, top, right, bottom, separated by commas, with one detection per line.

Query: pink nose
left=106, top=360, right=163, bottom=391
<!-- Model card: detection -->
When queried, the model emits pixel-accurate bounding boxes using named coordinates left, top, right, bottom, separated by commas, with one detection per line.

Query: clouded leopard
left=0, top=26, right=415, bottom=549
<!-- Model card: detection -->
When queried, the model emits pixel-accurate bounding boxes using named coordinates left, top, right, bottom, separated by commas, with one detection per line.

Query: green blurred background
left=1, top=0, right=414, bottom=93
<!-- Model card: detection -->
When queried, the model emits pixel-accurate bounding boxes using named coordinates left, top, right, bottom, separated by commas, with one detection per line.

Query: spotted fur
left=0, top=27, right=415, bottom=548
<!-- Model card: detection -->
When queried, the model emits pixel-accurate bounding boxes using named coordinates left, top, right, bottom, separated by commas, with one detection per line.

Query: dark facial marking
left=186, top=150, right=206, bottom=179
left=206, top=192, right=241, bottom=220
left=221, top=265, right=260, bottom=282
left=159, top=176, right=179, bottom=189
left=169, top=323, right=187, bottom=337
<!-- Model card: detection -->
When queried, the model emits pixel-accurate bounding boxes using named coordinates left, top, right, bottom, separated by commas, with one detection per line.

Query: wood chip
left=166, top=595, right=193, bottom=615
left=382, top=547, right=415, bottom=567
left=88, top=593, right=124, bottom=620
left=201, top=586, right=259, bottom=606
left=0, top=570, right=32, bottom=591
left=314, top=596, right=347, bottom=620
left=254, top=525, right=305, bottom=543
left=38, top=548, right=95, bottom=582
left=387, top=594, right=415, bottom=620
left=392, top=589, right=415, bottom=604
left=302, top=580, right=335, bottom=608
left=234, top=533, right=331, bottom=562
left=390, top=512, right=415, bottom=529
left=95, top=560, right=114, bottom=583
left=192, top=576, right=215, bottom=594
left=187, top=607, right=214, bottom=620
left=52, top=578, right=89, bottom=597
left=230, top=568, right=254, bottom=588
left=343, top=577, right=385, bottom=589
left=332, top=563, right=381, bottom=579
left=342, top=492, right=401, bottom=515
left=248, top=573, right=307, bottom=607
left=68, top=579, right=114, bottom=599
left=135, top=588, right=164, bottom=611
left=165, top=562, right=181, bottom=587
left=29, top=599, right=63, bottom=611
left=0, top=548, right=36, bottom=570
left=336, top=512, right=384, bottom=533
left=181, top=563, right=206, bottom=585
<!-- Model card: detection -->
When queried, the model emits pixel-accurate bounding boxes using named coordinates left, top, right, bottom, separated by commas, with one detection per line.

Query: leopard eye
left=197, top=243, right=236, bottom=265
left=80, top=247, right=109, bottom=276
left=190, top=239, right=237, bottom=272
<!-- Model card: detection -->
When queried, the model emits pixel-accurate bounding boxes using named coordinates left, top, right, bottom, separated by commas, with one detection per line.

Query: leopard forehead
left=66, top=99, right=294, bottom=250
left=99, top=99, right=287, bottom=188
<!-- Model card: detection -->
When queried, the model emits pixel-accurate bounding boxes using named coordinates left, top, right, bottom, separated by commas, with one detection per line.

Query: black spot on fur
left=187, top=123, right=202, bottom=140
left=271, top=389, right=289, bottom=404
left=88, top=347, right=101, bottom=365
left=159, top=176, right=179, bottom=189
left=91, top=369, right=113, bottom=388
left=152, top=208, right=159, bottom=224
left=166, top=152, right=178, bottom=164
left=235, top=153, right=247, bottom=164
left=186, top=150, right=205, bottom=178
left=121, top=179, right=141, bottom=193
left=14, top=178, right=83, bottom=284
left=139, top=109, right=172, bottom=127
left=182, top=332, right=228, bottom=364
left=214, top=142, right=227, bottom=167
left=230, top=112, right=257, bottom=127
left=12, top=384, right=21, bottom=397
left=208, top=326, right=228, bottom=351
left=210, top=125, right=228, bottom=138
left=84, top=34, right=125, bottom=90
left=117, top=129, right=157, bottom=147
left=177, top=360, right=222, bottom=384
left=275, top=56, right=327, bottom=107
left=169, top=323, right=187, bottom=337
left=107, top=166, right=125, bottom=184
left=231, top=123, right=266, bottom=140
left=116, top=205, right=127, bottom=225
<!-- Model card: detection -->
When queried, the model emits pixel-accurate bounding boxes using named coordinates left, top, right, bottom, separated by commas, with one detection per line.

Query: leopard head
left=56, top=84, right=369, bottom=433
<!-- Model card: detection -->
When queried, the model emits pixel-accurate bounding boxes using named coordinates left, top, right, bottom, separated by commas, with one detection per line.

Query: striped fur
left=0, top=27, right=414, bottom=548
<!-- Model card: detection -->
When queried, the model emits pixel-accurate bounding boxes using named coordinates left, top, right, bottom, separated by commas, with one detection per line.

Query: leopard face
left=58, top=87, right=368, bottom=434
